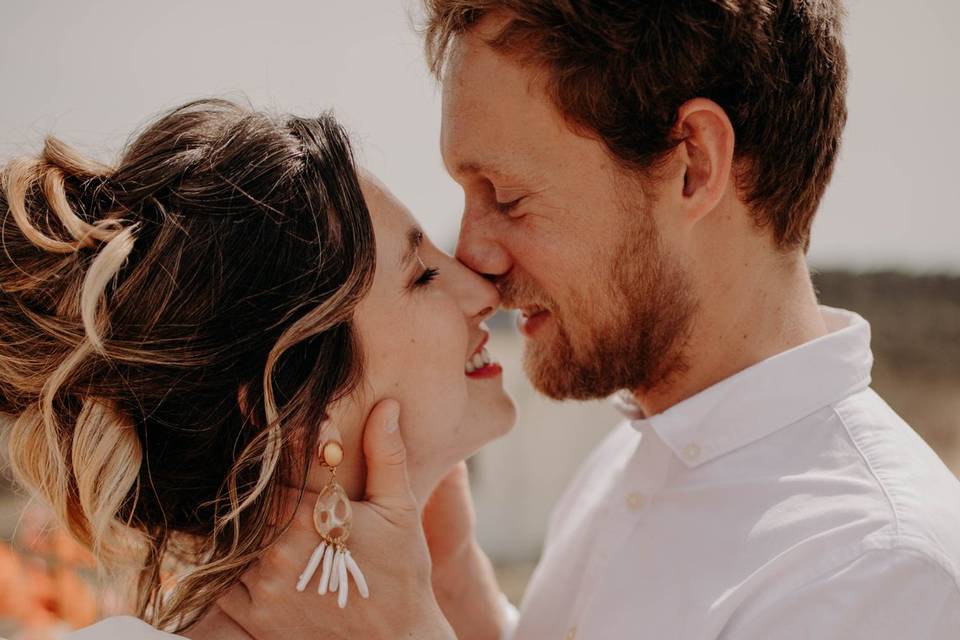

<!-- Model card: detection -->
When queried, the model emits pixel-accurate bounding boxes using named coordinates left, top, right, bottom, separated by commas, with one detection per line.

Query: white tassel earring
left=295, top=427, right=369, bottom=607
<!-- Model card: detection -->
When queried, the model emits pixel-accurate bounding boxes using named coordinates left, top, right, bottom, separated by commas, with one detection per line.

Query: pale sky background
left=1, top=0, right=957, bottom=272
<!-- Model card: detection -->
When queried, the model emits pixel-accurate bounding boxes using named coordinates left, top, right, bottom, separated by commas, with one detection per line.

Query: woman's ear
left=674, top=98, right=736, bottom=224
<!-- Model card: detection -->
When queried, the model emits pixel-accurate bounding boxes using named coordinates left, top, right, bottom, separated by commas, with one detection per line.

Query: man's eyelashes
left=495, top=197, right=523, bottom=214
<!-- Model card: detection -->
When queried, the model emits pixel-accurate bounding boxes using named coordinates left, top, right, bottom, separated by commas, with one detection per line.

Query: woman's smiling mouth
left=465, top=334, right=503, bottom=378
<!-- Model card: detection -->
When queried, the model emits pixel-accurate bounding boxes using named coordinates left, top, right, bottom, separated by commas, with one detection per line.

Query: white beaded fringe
left=296, top=541, right=369, bottom=607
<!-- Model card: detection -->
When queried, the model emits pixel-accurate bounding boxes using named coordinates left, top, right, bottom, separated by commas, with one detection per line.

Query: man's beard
left=499, top=209, right=695, bottom=401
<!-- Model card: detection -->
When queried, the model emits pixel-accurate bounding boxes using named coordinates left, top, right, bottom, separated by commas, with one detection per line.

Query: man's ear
left=674, top=98, right=735, bottom=223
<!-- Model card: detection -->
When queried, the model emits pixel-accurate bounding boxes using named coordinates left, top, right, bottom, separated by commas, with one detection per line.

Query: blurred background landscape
left=1, top=0, right=959, bottom=636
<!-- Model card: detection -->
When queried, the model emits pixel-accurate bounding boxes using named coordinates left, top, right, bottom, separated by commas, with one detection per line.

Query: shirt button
left=683, top=443, right=702, bottom=462
left=565, top=625, right=577, bottom=640
left=626, top=491, right=645, bottom=512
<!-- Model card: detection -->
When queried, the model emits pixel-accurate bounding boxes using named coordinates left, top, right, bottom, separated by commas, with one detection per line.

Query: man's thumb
left=362, top=399, right=415, bottom=511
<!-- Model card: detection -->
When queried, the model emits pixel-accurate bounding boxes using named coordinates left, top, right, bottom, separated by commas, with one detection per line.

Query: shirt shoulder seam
left=868, top=533, right=960, bottom=591
left=830, top=400, right=903, bottom=541
left=833, top=399, right=960, bottom=582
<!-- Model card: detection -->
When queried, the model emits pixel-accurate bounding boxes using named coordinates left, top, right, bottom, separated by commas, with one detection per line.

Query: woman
left=0, top=99, right=515, bottom=637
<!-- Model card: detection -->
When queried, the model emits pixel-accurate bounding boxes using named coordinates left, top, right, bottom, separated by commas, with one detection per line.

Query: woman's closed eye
left=413, top=265, right=439, bottom=288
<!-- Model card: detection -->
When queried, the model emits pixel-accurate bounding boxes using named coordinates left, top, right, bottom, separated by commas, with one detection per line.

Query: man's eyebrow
left=400, top=227, right=423, bottom=269
left=457, top=161, right=490, bottom=175
left=456, top=160, right=520, bottom=183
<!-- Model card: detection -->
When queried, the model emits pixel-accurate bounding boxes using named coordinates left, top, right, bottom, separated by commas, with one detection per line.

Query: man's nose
left=444, top=250, right=501, bottom=324
left=454, top=209, right=512, bottom=279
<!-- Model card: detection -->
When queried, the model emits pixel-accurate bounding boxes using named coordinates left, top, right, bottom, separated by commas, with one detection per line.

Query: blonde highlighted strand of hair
left=2, top=139, right=147, bottom=568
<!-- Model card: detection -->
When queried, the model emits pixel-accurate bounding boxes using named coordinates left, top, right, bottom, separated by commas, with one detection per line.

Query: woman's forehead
left=359, top=173, right=419, bottom=241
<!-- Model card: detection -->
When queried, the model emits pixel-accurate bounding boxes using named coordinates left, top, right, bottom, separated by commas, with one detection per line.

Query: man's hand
left=200, top=400, right=455, bottom=640
left=424, top=463, right=509, bottom=640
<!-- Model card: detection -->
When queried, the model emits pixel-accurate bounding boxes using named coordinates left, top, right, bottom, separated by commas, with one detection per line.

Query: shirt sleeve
left=722, top=547, right=960, bottom=640
left=499, top=592, right=520, bottom=640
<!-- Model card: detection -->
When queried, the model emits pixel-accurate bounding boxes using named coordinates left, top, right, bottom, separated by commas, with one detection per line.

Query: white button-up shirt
left=507, top=306, right=960, bottom=639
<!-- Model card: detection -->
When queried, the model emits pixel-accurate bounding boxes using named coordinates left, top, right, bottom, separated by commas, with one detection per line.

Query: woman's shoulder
left=65, top=616, right=186, bottom=640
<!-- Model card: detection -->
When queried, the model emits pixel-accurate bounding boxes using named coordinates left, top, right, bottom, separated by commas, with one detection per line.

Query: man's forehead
left=440, top=80, right=537, bottom=177
left=440, top=100, right=552, bottom=185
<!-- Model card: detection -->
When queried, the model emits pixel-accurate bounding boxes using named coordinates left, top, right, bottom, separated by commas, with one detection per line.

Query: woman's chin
left=463, top=392, right=518, bottom=446
left=490, top=395, right=518, bottom=439
left=411, top=414, right=518, bottom=508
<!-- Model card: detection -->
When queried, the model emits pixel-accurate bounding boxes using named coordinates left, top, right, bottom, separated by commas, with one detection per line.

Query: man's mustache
left=494, top=275, right=555, bottom=312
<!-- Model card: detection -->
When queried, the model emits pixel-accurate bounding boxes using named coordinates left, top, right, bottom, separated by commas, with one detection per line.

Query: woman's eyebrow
left=399, top=227, right=423, bottom=269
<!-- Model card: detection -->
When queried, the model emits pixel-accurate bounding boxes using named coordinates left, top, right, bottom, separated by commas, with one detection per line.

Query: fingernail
left=384, top=402, right=400, bottom=433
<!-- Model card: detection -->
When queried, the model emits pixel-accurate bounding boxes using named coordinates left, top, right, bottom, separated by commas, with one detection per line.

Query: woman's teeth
left=465, top=346, right=495, bottom=374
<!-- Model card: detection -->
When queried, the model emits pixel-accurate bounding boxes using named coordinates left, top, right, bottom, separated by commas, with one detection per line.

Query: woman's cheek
left=405, top=309, right=470, bottom=438
left=393, top=370, right=469, bottom=474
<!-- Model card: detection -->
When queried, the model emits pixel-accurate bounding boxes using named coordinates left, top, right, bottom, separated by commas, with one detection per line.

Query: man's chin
left=523, top=340, right=613, bottom=402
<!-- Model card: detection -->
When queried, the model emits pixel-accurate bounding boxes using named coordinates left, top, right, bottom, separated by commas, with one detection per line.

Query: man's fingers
left=361, top=399, right=416, bottom=513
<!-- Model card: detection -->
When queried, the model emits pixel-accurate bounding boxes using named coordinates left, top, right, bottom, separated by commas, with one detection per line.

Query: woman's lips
left=466, top=359, right=503, bottom=379
left=466, top=338, right=502, bottom=378
left=518, top=309, right=551, bottom=337
left=469, top=333, right=489, bottom=358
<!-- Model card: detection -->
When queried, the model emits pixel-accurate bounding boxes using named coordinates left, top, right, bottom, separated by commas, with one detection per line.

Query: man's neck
left=636, top=252, right=827, bottom=417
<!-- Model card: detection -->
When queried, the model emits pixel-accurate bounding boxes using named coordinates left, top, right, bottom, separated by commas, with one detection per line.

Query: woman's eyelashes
left=412, top=265, right=440, bottom=289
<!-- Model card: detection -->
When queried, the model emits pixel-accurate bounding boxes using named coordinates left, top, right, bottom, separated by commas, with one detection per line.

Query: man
left=220, top=2, right=960, bottom=638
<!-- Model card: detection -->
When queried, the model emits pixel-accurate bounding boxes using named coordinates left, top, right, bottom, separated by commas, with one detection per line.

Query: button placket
left=572, top=431, right=669, bottom=636
left=625, top=491, right=645, bottom=512
left=565, top=434, right=645, bottom=635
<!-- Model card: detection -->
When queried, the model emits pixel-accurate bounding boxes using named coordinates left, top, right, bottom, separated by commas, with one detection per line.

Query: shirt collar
left=612, top=306, right=874, bottom=468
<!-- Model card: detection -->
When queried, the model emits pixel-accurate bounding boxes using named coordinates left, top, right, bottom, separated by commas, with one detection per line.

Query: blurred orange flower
left=0, top=504, right=117, bottom=640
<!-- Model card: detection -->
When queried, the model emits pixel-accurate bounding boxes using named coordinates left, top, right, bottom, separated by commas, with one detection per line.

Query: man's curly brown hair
left=423, top=0, right=848, bottom=251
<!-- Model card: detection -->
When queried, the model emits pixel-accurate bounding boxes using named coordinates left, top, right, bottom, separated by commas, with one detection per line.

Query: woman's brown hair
left=0, top=99, right=375, bottom=630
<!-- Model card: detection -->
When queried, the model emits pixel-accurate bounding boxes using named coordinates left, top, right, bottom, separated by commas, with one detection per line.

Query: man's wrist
left=432, top=540, right=505, bottom=640
left=414, top=604, right=458, bottom=640
left=431, top=537, right=482, bottom=597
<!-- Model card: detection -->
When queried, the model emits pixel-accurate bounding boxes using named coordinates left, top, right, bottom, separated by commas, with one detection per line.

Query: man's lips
left=502, top=302, right=548, bottom=318
left=517, top=308, right=551, bottom=337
